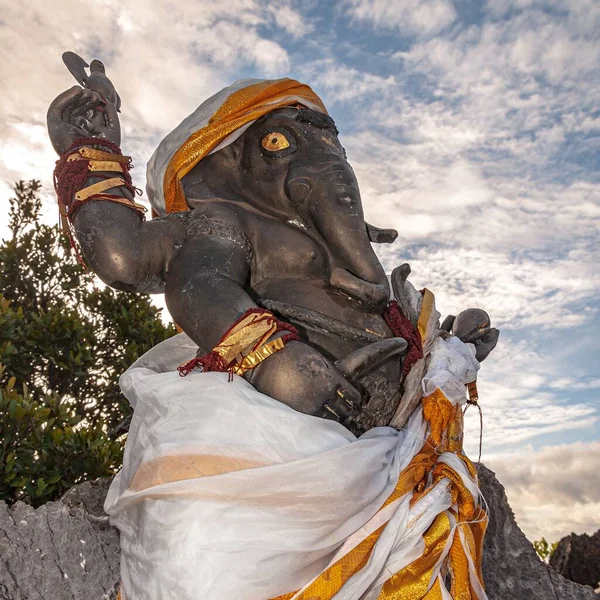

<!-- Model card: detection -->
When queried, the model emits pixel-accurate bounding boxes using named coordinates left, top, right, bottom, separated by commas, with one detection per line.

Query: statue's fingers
left=47, top=86, right=88, bottom=154
left=481, top=327, right=499, bottom=344
left=103, top=102, right=121, bottom=145
left=70, top=90, right=102, bottom=119
left=47, top=86, right=83, bottom=123
left=335, top=385, right=362, bottom=414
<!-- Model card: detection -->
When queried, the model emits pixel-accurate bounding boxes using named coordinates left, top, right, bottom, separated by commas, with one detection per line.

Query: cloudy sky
left=0, top=0, right=598, bottom=542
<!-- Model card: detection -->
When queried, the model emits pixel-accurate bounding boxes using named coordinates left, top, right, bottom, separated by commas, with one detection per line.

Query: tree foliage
left=0, top=181, right=175, bottom=506
left=533, top=537, right=558, bottom=562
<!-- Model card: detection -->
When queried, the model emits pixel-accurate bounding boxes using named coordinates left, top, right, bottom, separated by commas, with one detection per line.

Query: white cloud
left=486, top=441, right=600, bottom=541
left=549, top=377, right=600, bottom=391
left=300, top=59, right=397, bottom=103
left=375, top=243, right=599, bottom=330
left=0, top=0, right=307, bottom=236
left=456, top=334, right=598, bottom=454
left=390, top=8, right=600, bottom=168
left=342, top=0, right=457, bottom=35
left=267, top=3, right=314, bottom=38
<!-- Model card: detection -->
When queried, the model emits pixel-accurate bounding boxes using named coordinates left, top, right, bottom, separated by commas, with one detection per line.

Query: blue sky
left=0, top=0, right=598, bottom=541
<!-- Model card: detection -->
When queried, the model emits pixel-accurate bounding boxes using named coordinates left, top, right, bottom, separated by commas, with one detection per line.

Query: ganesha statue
left=48, top=54, right=499, bottom=600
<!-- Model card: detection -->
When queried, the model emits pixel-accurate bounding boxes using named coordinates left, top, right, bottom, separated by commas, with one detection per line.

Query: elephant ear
left=182, top=141, right=243, bottom=205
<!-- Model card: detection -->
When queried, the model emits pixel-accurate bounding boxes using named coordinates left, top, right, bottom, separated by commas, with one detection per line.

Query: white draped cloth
left=105, top=331, right=486, bottom=600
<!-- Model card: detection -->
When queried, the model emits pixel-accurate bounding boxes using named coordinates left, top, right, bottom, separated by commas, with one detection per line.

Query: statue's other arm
left=163, top=211, right=255, bottom=351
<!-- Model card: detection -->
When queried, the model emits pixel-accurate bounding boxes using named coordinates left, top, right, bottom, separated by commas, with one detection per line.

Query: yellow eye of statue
left=262, top=132, right=290, bottom=152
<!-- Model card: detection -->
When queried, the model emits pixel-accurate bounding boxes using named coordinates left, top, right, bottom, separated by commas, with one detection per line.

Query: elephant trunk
left=287, top=157, right=390, bottom=312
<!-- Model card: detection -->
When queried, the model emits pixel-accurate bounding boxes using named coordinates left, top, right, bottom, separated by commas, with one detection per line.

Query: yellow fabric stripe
left=87, top=160, right=125, bottom=173
left=422, top=389, right=454, bottom=448
left=74, top=177, right=126, bottom=201
left=423, top=578, right=445, bottom=600
left=450, top=528, right=472, bottom=600
left=233, top=337, right=285, bottom=374
left=378, top=512, right=452, bottom=600
left=163, top=79, right=327, bottom=215
left=417, top=288, right=435, bottom=341
left=78, top=147, right=132, bottom=162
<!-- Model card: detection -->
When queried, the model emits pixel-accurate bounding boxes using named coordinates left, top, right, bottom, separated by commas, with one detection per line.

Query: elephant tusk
left=330, top=267, right=390, bottom=312
left=440, top=315, right=456, bottom=332
left=335, top=337, right=408, bottom=381
left=365, top=222, right=398, bottom=244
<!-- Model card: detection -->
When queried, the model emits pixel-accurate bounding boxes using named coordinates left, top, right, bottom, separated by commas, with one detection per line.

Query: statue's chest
left=250, top=221, right=327, bottom=283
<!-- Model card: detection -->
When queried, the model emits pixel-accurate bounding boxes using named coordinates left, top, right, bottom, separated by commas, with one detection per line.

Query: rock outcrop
left=0, top=467, right=597, bottom=599
left=0, top=479, right=119, bottom=600
left=550, top=529, right=600, bottom=590
left=479, top=465, right=598, bottom=599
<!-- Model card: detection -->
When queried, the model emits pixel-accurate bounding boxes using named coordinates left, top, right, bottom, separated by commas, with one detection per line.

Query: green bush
left=0, top=181, right=175, bottom=506
left=533, top=537, right=558, bottom=562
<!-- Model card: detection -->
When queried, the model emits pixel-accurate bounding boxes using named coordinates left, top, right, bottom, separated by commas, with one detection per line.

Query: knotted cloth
left=105, top=290, right=488, bottom=600
left=146, top=78, right=327, bottom=216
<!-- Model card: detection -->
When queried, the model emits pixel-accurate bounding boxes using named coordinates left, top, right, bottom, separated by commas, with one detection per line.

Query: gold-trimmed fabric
left=262, top=292, right=487, bottom=600
left=87, top=160, right=125, bottom=173
left=178, top=310, right=298, bottom=378
left=74, top=177, right=126, bottom=201
left=162, top=78, right=327, bottom=214
left=67, top=153, right=126, bottom=173
left=78, top=147, right=132, bottom=163
left=74, top=195, right=146, bottom=214
left=417, top=288, right=435, bottom=341
left=213, top=311, right=280, bottom=376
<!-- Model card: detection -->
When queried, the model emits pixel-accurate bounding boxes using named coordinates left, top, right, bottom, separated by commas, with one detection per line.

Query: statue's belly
left=250, top=277, right=392, bottom=356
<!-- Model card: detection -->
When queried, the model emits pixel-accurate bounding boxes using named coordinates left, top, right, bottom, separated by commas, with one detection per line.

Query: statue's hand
left=442, top=308, right=499, bottom=362
left=247, top=341, right=364, bottom=425
left=47, top=86, right=121, bottom=155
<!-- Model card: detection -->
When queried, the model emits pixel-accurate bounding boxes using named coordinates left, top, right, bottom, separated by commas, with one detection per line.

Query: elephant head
left=182, top=106, right=394, bottom=313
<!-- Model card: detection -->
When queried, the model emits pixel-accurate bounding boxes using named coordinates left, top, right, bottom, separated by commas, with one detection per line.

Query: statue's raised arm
left=47, top=58, right=184, bottom=295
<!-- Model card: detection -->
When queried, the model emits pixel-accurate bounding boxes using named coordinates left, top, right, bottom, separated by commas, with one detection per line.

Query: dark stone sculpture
left=550, top=530, right=600, bottom=590
left=46, top=56, right=498, bottom=434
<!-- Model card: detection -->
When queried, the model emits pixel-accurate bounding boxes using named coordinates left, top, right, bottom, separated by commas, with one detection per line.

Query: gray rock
left=0, top=479, right=119, bottom=600
left=550, top=530, right=600, bottom=590
left=0, top=468, right=597, bottom=599
left=480, top=464, right=598, bottom=599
